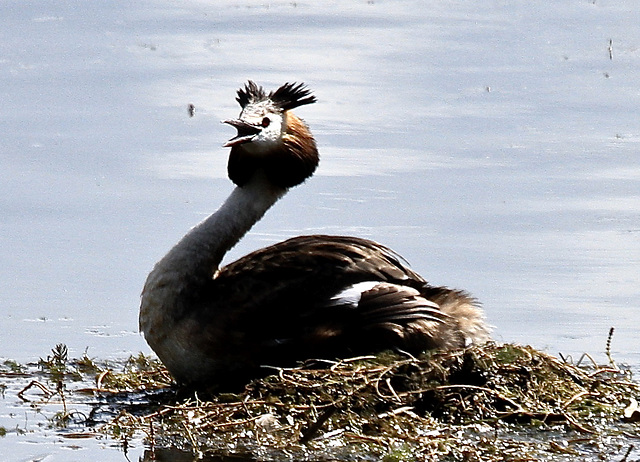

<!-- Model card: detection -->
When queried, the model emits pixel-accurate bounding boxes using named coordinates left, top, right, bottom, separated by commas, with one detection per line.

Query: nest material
left=93, top=343, right=640, bottom=461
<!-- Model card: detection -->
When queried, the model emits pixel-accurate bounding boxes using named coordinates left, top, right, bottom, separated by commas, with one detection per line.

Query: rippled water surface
left=1, top=0, right=639, bottom=459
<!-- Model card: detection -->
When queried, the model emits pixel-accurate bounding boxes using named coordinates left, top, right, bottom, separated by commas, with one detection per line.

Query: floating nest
left=9, top=342, right=640, bottom=461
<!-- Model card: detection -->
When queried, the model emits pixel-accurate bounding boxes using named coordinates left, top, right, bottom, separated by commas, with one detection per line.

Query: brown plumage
left=140, top=81, right=490, bottom=389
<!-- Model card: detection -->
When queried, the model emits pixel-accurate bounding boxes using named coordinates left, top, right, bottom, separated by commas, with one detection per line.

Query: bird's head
left=223, top=81, right=319, bottom=189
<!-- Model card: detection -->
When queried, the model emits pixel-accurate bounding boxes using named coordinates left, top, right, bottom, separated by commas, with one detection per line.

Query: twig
left=205, top=415, right=262, bottom=430
left=561, top=391, right=600, bottom=410
left=435, top=384, right=524, bottom=412
left=17, top=380, right=54, bottom=401
left=563, top=412, right=597, bottom=434
left=588, top=368, right=621, bottom=378
left=575, top=352, right=598, bottom=368
left=148, top=415, right=155, bottom=455
left=377, top=405, right=415, bottom=419
left=300, top=405, right=336, bottom=443
left=619, top=444, right=634, bottom=462
left=384, top=377, right=401, bottom=402
left=96, top=370, right=110, bottom=390
left=181, top=419, right=200, bottom=455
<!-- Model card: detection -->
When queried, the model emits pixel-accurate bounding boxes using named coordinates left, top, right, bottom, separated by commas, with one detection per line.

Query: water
left=1, top=0, right=639, bottom=459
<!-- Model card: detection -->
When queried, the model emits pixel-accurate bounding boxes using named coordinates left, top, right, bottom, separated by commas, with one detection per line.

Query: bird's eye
left=261, top=117, right=270, bottom=128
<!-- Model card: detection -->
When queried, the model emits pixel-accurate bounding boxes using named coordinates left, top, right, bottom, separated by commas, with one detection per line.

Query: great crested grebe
left=140, top=81, right=489, bottom=387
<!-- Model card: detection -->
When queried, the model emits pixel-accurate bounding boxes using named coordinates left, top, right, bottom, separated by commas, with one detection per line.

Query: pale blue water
left=1, top=1, right=639, bottom=460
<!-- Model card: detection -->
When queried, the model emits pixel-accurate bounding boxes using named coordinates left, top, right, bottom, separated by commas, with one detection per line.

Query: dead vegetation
left=6, top=340, right=640, bottom=461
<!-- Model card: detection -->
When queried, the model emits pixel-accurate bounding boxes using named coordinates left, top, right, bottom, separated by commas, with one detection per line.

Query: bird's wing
left=209, top=234, right=428, bottom=312
left=193, top=235, right=448, bottom=353
left=330, top=281, right=449, bottom=326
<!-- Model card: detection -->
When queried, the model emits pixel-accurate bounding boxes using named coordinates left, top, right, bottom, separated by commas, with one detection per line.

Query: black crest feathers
left=236, top=81, right=316, bottom=111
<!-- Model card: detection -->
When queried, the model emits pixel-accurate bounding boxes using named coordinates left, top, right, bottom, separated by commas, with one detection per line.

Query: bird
left=140, top=81, right=490, bottom=388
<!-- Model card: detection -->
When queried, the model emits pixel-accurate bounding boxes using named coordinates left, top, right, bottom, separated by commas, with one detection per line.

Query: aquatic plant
left=97, top=343, right=640, bottom=460
left=4, top=341, right=640, bottom=460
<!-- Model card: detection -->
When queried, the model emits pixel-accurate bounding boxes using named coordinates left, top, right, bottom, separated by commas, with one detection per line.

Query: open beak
left=222, top=119, right=262, bottom=147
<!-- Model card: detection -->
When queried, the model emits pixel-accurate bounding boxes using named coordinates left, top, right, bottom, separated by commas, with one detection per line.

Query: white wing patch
left=328, top=281, right=448, bottom=326
left=328, top=281, right=381, bottom=307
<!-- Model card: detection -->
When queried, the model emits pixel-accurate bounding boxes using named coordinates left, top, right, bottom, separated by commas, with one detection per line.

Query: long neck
left=146, top=176, right=286, bottom=294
